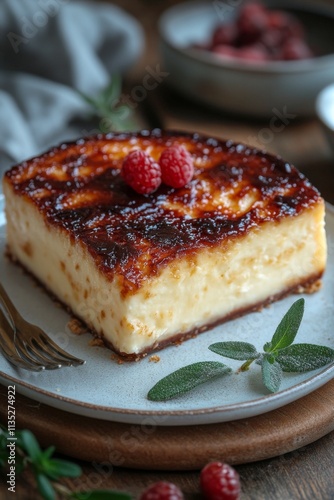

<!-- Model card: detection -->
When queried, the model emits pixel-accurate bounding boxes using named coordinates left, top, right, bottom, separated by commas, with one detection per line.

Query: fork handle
left=0, top=282, right=19, bottom=331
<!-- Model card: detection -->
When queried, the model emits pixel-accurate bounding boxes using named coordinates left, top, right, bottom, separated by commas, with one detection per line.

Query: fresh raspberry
left=212, top=23, right=238, bottom=47
left=122, top=150, right=161, bottom=194
left=159, top=145, right=194, bottom=188
left=260, top=12, right=304, bottom=54
left=213, top=44, right=238, bottom=60
left=140, top=481, right=184, bottom=500
left=236, top=2, right=269, bottom=45
left=236, top=45, right=268, bottom=63
left=200, top=461, right=241, bottom=500
left=281, top=38, right=313, bottom=61
left=267, top=11, right=304, bottom=41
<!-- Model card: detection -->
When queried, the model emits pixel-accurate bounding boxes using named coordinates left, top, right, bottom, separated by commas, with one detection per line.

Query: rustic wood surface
left=1, top=0, right=334, bottom=498
left=0, top=381, right=334, bottom=471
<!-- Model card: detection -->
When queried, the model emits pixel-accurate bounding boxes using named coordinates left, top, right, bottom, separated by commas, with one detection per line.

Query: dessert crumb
left=68, top=318, right=88, bottom=335
left=111, top=353, right=124, bottom=364
left=149, top=355, right=160, bottom=363
left=89, top=337, right=104, bottom=347
left=297, top=279, right=322, bottom=294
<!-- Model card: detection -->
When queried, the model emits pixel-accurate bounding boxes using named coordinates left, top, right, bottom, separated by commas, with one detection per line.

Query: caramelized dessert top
left=4, top=130, right=322, bottom=294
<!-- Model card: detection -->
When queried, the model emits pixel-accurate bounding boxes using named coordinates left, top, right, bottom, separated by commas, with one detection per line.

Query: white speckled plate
left=0, top=194, right=333, bottom=426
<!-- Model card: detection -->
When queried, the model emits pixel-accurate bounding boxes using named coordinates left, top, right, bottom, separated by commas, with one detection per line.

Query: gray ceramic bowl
left=159, top=0, right=334, bottom=118
left=316, top=83, right=334, bottom=152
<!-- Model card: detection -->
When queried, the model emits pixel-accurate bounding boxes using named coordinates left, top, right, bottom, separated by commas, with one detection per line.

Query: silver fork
left=0, top=282, right=85, bottom=371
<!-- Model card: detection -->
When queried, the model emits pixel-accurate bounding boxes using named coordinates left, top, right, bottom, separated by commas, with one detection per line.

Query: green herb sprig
left=78, top=75, right=134, bottom=132
left=0, top=425, right=131, bottom=500
left=148, top=299, right=334, bottom=401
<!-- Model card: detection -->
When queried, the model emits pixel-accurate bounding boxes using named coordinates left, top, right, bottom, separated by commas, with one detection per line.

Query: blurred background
left=1, top=0, right=334, bottom=200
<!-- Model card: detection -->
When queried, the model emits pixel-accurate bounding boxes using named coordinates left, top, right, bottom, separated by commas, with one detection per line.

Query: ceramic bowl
left=316, top=83, right=334, bottom=152
left=159, top=0, right=334, bottom=118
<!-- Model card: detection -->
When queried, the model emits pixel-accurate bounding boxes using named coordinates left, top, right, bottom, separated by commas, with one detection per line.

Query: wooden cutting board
left=0, top=380, right=333, bottom=470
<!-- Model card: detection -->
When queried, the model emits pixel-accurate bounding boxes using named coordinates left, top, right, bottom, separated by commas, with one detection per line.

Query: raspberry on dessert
left=122, top=149, right=161, bottom=194
left=140, top=481, right=184, bottom=500
left=159, top=145, right=194, bottom=188
left=200, top=461, right=241, bottom=500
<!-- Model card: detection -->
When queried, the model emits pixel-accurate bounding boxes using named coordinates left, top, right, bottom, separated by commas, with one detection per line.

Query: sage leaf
left=78, top=91, right=99, bottom=109
left=147, top=362, right=232, bottom=401
left=262, top=356, right=283, bottom=392
left=209, top=341, right=258, bottom=360
left=263, top=341, right=272, bottom=352
left=42, top=446, right=56, bottom=461
left=76, top=75, right=134, bottom=132
left=100, top=75, right=122, bottom=106
left=269, top=298, right=305, bottom=352
left=21, top=429, right=43, bottom=461
left=72, top=491, right=132, bottom=500
left=276, top=344, right=334, bottom=372
left=44, top=458, right=82, bottom=480
left=36, top=474, right=56, bottom=500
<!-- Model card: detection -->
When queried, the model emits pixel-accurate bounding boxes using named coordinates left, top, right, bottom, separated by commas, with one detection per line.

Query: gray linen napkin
left=0, top=0, right=144, bottom=178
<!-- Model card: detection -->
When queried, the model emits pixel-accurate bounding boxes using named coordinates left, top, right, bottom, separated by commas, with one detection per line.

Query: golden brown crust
left=4, top=130, right=323, bottom=296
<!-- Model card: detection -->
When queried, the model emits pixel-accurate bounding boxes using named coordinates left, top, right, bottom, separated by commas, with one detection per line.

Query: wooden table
left=1, top=1, right=334, bottom=498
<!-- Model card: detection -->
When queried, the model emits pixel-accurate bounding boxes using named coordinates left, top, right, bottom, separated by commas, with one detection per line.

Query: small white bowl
left=316, top=83, right=334, bottom=151
left=159, top=0, right=334, bottom=118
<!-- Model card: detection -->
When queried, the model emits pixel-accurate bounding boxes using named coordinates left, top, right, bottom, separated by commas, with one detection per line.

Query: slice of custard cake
left=3, top=130, right=327, bottom=359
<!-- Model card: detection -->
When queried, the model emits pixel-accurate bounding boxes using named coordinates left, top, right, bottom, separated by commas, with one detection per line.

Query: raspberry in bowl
left=159, top=0, right=334, bottom=117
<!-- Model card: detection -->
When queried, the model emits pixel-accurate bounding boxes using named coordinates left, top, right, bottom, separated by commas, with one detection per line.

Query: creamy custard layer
left=4, top=180, right=326, bottom=356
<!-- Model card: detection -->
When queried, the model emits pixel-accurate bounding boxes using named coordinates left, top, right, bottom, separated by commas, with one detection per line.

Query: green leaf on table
left=262, top=356, right=283, bottom=393
left=21, top=429, right=43, bottom=461
left=276, top=344, right=334, bottom=372
left=14, top=429, right=26, bottom=450
left=72, top=490, right=132, bottom=500
left=147, top=361, right=232, bottom=401
left=209, top=341, right=259, bottom=360
left=268, top=298, right=305, bottom=352
left=36, top=473, right=56, bottom=500
left=42, top=446, right=56, bottom=461
left=43, top=458, right=82, bottom=480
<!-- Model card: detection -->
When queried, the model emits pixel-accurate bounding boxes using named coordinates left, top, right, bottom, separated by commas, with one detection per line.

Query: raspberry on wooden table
left=139, top=481, right=184, bottom=500
left=159, top=145, right=194, bottom=188
left=121, top=150, right=161, bottom=194
left=200, top=461, right=241, bottom=500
